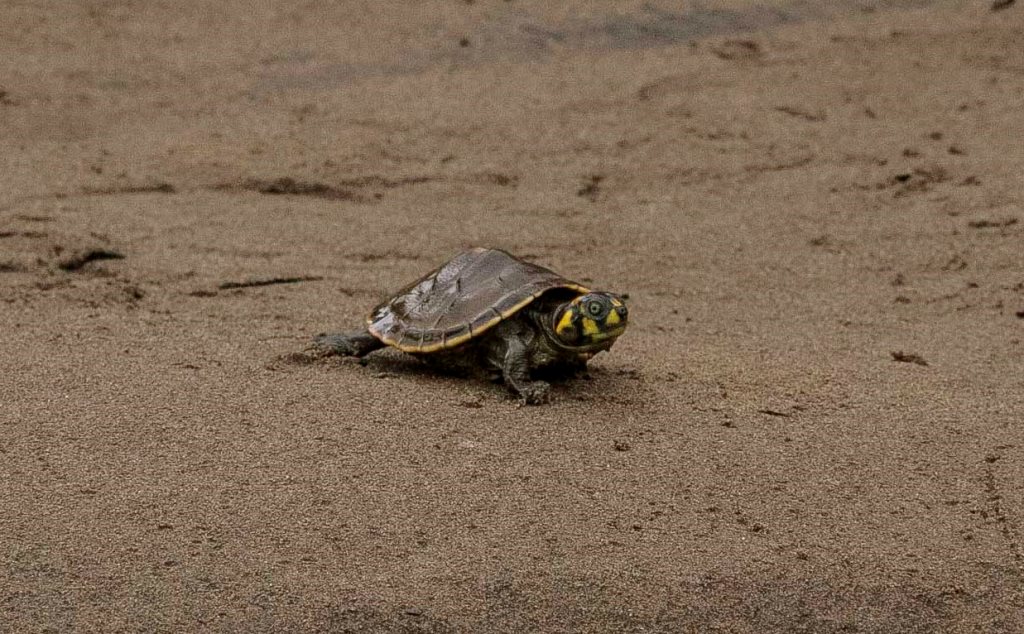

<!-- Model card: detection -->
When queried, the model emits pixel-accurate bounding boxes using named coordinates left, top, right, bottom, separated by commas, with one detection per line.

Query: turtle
left=311, top=247, right=629, bottom=404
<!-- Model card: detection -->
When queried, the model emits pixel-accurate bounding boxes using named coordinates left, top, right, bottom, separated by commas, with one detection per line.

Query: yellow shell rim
left=367, top=283, right=590, bottom=353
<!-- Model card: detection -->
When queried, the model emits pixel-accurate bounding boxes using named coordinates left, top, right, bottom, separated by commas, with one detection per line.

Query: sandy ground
left=2, top=1, right=1024, bottom=631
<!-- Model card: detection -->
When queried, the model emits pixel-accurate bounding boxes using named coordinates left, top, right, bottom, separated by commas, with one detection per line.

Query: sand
left=2, top=1, right=1023, bottom=631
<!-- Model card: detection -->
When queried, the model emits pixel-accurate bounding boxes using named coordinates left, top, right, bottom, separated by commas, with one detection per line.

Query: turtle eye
left=586, top=300, right=606, bottom=318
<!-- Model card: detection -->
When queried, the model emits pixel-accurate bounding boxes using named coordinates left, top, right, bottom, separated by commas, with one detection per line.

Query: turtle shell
left=367, top=247, right=589, bottom=353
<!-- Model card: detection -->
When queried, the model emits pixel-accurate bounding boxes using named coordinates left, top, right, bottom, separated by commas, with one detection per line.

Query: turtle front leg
left=502, top=337, right=550, bottom=405
left=310, top=330, right=384, bottom=358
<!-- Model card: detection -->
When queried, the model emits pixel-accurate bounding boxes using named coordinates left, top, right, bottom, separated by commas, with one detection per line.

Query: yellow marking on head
left=611, top=298, right=623, bottom=308
left=556, top=309, right=575, bottom=336
left=605, top=310, right=620, bottom=326
left=581, top=317, right=600, bottom=337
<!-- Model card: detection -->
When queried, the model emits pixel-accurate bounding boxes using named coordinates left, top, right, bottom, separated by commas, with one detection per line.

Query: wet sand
left=2, top=1, right=1023, bottom=631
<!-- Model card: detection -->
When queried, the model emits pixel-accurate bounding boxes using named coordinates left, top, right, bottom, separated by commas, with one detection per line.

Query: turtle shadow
left=360, top=357, right=639, bottom=406
left=275, top=345, right=621, bottom=404
left=274, top=347, right=425, bottom=374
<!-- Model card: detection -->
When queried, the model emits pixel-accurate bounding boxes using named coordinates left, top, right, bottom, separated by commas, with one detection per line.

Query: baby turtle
left=312, top=247, right=629, bottom=404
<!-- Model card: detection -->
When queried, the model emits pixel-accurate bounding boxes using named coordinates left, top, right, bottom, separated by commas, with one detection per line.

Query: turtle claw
left=516, top=381, right=551, bottom=406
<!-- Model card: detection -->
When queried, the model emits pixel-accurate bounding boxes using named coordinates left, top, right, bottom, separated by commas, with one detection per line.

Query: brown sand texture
left=2, top=1, right=1023, bottom=632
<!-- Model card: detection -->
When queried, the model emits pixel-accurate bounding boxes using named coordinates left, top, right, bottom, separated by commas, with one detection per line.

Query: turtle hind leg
left=311, top=330, right=384, bottom=358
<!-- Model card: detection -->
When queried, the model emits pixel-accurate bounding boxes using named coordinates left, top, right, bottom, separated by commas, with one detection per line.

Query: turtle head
left=551, top=292, right=629, bottom=350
